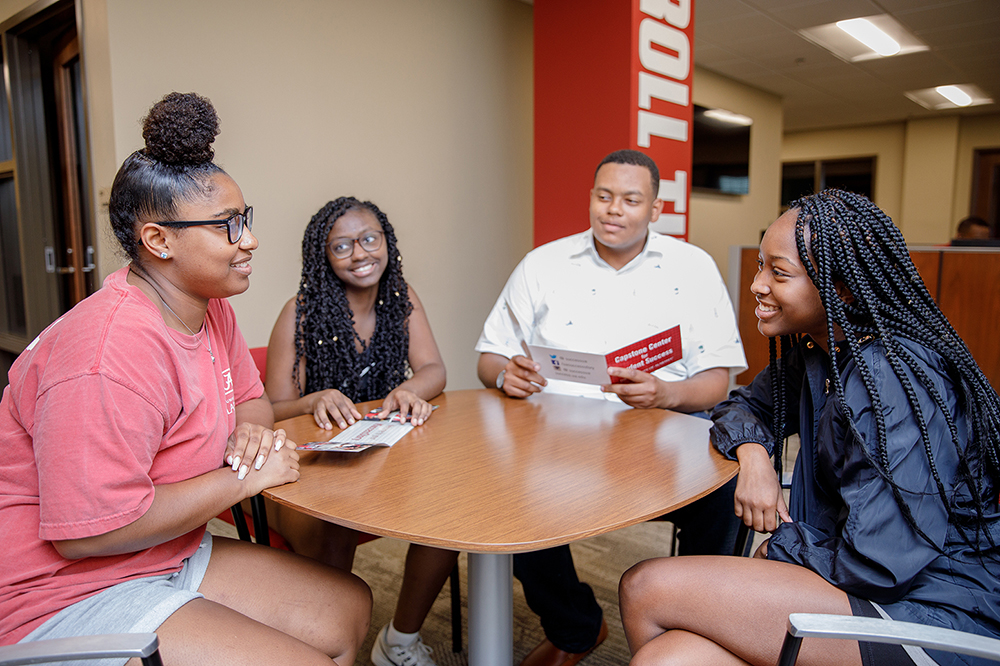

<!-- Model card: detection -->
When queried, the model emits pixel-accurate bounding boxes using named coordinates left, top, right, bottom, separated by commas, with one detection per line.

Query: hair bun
left=141, top=92, right=220, bottom=167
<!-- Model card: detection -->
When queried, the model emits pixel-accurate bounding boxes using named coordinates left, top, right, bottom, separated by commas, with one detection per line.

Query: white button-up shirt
left=475, top=230, right=747, bottom=400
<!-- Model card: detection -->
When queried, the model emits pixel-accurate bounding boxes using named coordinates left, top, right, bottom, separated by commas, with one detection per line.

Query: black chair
left=0, top=633, right=162, bottom=666
left=776, top=613, right=1000, bottom=665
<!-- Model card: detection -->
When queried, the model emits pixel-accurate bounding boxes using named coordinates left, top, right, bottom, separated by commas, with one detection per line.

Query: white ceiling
left=694, top=0, right=1000, bottom=131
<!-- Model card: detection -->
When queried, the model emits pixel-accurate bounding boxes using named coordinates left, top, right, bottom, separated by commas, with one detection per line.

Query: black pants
left=513, top=475, right=742, bottom=652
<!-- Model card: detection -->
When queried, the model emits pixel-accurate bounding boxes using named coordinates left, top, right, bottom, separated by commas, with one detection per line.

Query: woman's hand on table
left=225, top=423, right=299, bottom=492
left=378, top=388, right=433, bottom=425
left=244, top=435, right=300, bottom=494
left=225, top=424, right=290, bottom=480
left=310, top=389, right=363, bottom=430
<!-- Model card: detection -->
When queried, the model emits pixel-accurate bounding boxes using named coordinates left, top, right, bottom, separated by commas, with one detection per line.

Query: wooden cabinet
left=731, top=246, right=1000, bottom=391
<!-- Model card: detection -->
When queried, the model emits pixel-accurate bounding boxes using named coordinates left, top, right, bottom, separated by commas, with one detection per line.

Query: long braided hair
left=768, top=189, right=1000, bottom=558
left=293, top=197, right=412, bottom=402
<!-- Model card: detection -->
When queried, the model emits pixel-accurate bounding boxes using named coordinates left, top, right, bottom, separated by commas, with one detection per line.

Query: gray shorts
left=19, top=532, right=214, bottom=666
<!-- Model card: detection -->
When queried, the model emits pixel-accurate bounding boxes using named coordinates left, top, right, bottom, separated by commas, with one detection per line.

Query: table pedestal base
left=468, top=552, right=513, bottom=666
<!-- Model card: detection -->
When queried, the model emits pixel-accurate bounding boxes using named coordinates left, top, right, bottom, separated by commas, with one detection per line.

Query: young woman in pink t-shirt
left=0, top=92, right=371, bottom=665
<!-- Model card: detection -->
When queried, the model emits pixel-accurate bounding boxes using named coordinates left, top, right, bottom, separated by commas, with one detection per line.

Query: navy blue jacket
left=711, top=337, right=1000, bottom=665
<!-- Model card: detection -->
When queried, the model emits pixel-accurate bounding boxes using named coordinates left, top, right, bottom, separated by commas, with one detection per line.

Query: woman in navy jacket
left=620, top=190, right=1000, bottom=666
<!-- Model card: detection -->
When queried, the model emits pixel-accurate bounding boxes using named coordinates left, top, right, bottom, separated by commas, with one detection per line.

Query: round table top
left=264, top=389, right=738, bottom=553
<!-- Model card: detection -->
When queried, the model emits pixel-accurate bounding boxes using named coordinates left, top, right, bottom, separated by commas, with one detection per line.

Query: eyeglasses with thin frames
left=157, top=206, right=253, bottom=245
left=326, top=230, right=384, bottom=259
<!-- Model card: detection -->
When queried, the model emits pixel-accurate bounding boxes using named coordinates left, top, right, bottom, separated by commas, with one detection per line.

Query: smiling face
left=589, top=162, right=663, bottom=269
left=752, top=209, right=829, bottom=344
left=325, top=207, right=388, bottom=291
left=165, top=173, right=257, bottom=300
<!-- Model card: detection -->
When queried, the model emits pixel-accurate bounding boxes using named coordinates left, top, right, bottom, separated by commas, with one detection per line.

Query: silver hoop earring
left=160, top=252, right=168, bottom=259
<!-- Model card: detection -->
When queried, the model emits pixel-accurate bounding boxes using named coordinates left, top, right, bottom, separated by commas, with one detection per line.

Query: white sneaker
left=370, top=624, right=437, bottom=666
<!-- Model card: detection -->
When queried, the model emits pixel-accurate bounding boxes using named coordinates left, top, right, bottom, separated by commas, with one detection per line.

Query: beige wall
left=782, top=123, right=906, bottom=225
left=901, top=117, right=960, bottom=243
left=690, top=67, right=783, bottom=284
left=88, top=0, right=533, bottom=390
left=0, top=0, right=34, bottom=23
left=953, top=113, right=1000, bottom=225
left=782, top=113, right=1000, bottom=244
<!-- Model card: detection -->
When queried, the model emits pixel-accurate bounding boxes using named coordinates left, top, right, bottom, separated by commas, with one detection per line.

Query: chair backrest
left=777, top=613, right=1000, bottom=666
left=249, top=346, right=267, bottom=383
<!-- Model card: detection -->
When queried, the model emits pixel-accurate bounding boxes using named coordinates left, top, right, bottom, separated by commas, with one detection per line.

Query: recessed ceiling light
left=935, top=85, right=972, bottom=107
left=836, top=18, right=900, bottom=57
left=905, top=84, right=992, bottom=110
left=702, top=108, right=753, bottom=126
left=799, top=14, right=927, bottom=62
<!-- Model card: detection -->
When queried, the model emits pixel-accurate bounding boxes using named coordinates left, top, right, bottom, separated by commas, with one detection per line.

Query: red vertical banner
left=534, top=0, right=694, bottom=246
left=632, top=0, right=694, bottom=238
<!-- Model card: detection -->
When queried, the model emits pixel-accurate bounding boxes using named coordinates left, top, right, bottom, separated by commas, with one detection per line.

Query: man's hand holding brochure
left=527, top=325, right=681, bottom=386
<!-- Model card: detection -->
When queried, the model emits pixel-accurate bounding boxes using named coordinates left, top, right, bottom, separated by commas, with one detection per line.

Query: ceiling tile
left=876, top=0, right=970, bottom=11
left=893, top=0, right=1000, bottom=31
left=701, top=58, right=780, bottom=81
left=853, top=52, right=962, bottom=89
left=693, top=0, right=759, bottom=24
left=914, top=19, right=1000, bottom=48
left=759, top=0, right=885, bottom=30
left=694, top=12, right=786, bottom=45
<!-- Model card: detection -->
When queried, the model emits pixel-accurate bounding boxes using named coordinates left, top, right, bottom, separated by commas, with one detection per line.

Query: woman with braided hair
left=0, top=92, right=371, bottom=664
left=619, top=190, right=1000, bottom=666
left=265, top=197, right=451, bottom=666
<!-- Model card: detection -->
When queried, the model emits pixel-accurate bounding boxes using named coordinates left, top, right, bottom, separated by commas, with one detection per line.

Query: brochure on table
left=528, top=326, right=681, bottom=386
left=298, top=408, right=434, bottom=452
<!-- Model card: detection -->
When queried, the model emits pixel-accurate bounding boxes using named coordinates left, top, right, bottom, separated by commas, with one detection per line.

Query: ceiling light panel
left=799, top=14, right=928, bottom=62
left=904, top=84, right=993, bottom=110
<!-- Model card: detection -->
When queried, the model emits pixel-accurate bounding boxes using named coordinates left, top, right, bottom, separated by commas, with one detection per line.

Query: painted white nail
left=226, top=455, right=233, bottom=466
left=231, top=456, right=241, bottom=471
left=274, top=438, right=284, bottom=451
left=255, top=454, right=265, bottom=470
left=238, top=464, right=249, bottom=480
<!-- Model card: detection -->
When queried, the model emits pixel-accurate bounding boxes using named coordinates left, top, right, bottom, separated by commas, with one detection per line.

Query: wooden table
left=265, top=389, right=738, bottom=666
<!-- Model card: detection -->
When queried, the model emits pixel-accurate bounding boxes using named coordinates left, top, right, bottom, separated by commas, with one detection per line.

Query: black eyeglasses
left=157, top=206, right=253, bottom=244
left=326, top=230, right=384, bottom=259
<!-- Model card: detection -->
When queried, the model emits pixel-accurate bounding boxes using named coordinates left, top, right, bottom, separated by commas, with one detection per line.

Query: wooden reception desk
left=729, top=245, right=1000, bottom=391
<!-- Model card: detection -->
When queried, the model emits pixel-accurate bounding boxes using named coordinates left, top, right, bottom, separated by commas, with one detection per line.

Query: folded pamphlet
left=527, top=326, right=681, bottom=386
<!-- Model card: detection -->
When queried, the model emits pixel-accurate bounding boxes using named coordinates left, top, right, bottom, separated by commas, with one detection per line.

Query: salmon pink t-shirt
left=0, top=267, right=263, bottom=644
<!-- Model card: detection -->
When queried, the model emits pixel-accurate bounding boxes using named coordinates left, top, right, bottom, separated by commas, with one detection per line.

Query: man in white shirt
left=476, top=149, right=747, bottom=666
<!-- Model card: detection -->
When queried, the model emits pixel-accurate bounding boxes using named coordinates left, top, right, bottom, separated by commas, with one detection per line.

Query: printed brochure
left=527, top=326, right=681, bottom=386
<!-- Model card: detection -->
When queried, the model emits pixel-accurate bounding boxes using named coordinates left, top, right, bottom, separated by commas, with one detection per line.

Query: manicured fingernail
left=274, top=438, right=283, bottom=451
left=238, top=464, right=249, bottom=480
left=226, top=455, right=233, bottom=465
left=255, top=454, right=265, bottom=470
left=231, top=456, right=241, bottom=471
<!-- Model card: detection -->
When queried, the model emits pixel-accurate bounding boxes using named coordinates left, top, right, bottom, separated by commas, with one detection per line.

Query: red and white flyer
left=528, top=326, right=681, bottom=386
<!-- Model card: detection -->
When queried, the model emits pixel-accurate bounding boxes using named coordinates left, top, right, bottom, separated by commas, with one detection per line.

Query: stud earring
left=160, top=252, right=168, bottom=259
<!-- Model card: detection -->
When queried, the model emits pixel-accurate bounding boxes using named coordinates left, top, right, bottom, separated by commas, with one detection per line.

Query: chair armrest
left=0, top=633, right=161, bottom=666
left=785, top=614, right=1000, bottom=662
